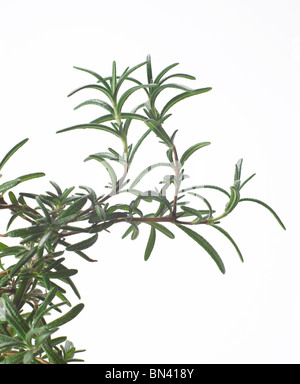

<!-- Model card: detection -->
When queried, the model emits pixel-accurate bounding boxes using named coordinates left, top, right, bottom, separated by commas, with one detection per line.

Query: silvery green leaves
left=57, top=56, right=212, bottom=154
left=0, top=55, right=287, bottom=364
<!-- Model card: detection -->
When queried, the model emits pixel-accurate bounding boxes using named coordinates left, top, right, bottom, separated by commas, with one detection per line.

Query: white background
left=0, top=0, right=299, bottom=364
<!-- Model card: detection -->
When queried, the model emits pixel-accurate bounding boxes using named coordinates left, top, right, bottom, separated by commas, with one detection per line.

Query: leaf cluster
left=0, top=56, right=285, bottom=363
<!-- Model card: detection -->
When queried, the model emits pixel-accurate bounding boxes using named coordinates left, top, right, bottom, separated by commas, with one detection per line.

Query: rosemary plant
left=0, top=55, right=285, bottom=364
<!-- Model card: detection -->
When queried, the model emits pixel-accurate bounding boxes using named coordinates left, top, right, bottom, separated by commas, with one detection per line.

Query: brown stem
left=58, top=213, right=211, bottom=239
left=172, top=146, right=181, bottom=218
left=0, top=200, right=37, bottom=224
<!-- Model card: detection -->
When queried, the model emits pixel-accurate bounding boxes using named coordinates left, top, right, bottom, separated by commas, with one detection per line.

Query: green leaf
left=239, top=198, right=286, bottom=230
left=150, top=83, right=195, bottom=108
left=240, top=173, right=256, bottom=190
left=225, top=186, right=240, bottom=213
left=210, top=224, right=244, bottom=262
left=117, top=84, right=157, bottom=114
left=53, top=266, right=83, bottom=299
left=66, top=234, right=98, bottom=252
left=180, top=142, right=211, bottom=166
left=144, top=226, right=156, bottom=261
left=147, top=222, right=175, bottom=239
left=8, top=191, right=18, bottom=205
left=56, top=123, right=120, bottom=138
left=234, top=158, right=243, bottom=189
left=180, top=184, right=231, bottom=198
left=181, top=206, right=203, bottom=220
left=0, top=334, right=25, bottom=350
left=88, top=220, right=116, bottom=234
left=122, top=224, right=137, bottom=239
left=13, top=276, right=31, bottom=309
left=111, top=60, right=117, bottom=95
left=154, top=62, right=179, bottom=84
left=115, top=60, right=147, bottom=95
left=68, top=84, right=114, bottom=103
left=32, top=286, right=58, bottom=327
left=0, top=138, right=28, bottom=171
left=135, top=192, right=173, bottom=213
left=45, top=303, right=84, bottom=329
left=45, top=268, right=78, bottom=279
left=146, top=54, right=153, bottom=84
left=159, top=73, right=196, bottom=84
left=0, top=179, right=20, bottom=193
left=85, top=155, right=117, bottom=192
left=8, top=247, right=37, bottom=280
left=61, top=186, right=75, bottom=200
left=82, top=113, right=114, bottom=125
left=120, top=112, right=148, bottom=122
left=0, top=172, right=45, bottom=194
left=42, top=257, right=65, bottom=274
left=74, top=99, right=114, bottom=115
left=95, top=204, right=106, bottom=221
left=130, top=223, right=139, bottom=240
left=54, top=214, right=78, bottom=226
left=42, top=342, right=67, bottom=364
left=60, top=197, right=87, bottom=219
left=187, top=192, right=213, bottom=219
left=123, top=103, right=148, bottom=135
left=58, top=239, right=97, bottom=262
left=176, top=224, right=225, bottom=274
left=0, top=350, right=28, bottom=364
left=50, top=336, right=67, bottom=347
left=87, top=151, right=120, bottom=163
left=144, top=120, right=173, bottom=147
left=35, top=196, right=51, bottom=223
left=2, top=294, right=30, bottom=341
left=0, top=246, right=25, bottom=257
left=35, top=328, right=58, bottom=349
left=160, top=88, right=212, bottom=117
left=73, top=66, right=111, bottom=90
left=17, top=172, right=45, bottom=183
left=6, top=225, right=47, bottom=238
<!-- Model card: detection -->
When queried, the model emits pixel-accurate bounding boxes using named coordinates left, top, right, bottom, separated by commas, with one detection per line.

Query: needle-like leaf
left=74, top=99, right=115, bottom=115
left=144, top=226, right=156, bottom=261
left=45, top=303, right=84, bottom=330
left=225, top=186, right=240, bottom=213
left=147, top=222, right=175, bottom=239
left=154, top=62, right=179, bottom=84
left=111, top=60, right=117, bottom=95
left=160, top=87, right=212, bottom=117
left=0, top=138, right=29, bottom=171
left=176, top=224, right=225, bottom=274
left=159, top=73, right=196, bottom=84
left=239, top=198, right=286, bottom=230
left=117, top=84, right=157, bottom=114
left=180, top=142, right=211, bottom=166
left=66, top=234, right=98, bottom=251
left=57, top=123, right=120, bottom=137
left=115, top=60, right=147, bottom=95
left=73, top=66, right=111, bottom=90
left=68, top=84, right=114, bottom=104
left=209, top=224, right=244, bottom=262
